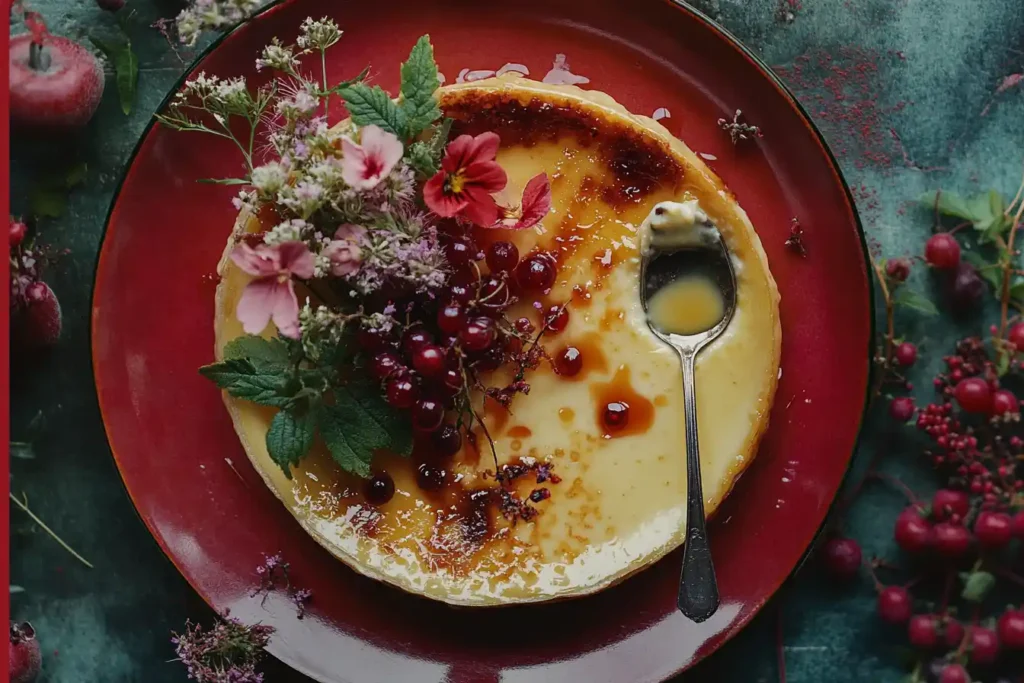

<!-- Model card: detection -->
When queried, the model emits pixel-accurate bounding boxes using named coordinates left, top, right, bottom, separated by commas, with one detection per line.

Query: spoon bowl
left=640, top=234, right=738, bottom=623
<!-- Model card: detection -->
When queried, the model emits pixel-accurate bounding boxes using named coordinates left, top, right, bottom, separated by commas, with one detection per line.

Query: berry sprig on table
left=820, top=174, right=1024, bottom=683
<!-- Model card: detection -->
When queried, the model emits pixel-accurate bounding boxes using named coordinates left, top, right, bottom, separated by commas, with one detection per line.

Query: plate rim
left=90, top=0, right=876, bottom=679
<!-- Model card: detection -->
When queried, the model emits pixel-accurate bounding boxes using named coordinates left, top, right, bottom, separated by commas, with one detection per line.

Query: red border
left=2, top=5, right=13, bottom=679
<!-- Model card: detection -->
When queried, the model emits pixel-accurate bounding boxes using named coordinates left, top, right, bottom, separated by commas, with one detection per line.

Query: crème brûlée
left=213, top=75, right=782, bottom=606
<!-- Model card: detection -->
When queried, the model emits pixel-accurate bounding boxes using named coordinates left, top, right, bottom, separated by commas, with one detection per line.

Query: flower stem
left=10, top=492, right=93, bottom=568
left=869, top=258, right=895, bottom=400
left=997, top=170, right=1024, bottom=347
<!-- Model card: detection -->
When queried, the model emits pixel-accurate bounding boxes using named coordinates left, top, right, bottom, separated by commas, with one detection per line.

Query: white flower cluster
left=263, top=218, right=311, bottom=246
left=296, top=17, right=342, bottom=52
left=176, top=0, right=263, bottom=47
left=256, top=38, right=300, bottom=73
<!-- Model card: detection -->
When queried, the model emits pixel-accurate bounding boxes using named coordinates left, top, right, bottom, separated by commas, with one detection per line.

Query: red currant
left=924, top=233, right=961, bottom=270
left=938, top=664, right=969, bottom=683
left=933, top=522, right=971, bottom=558
left=894, top=507, right=933, bottom=554
left=603, top=402, right=629, bottom=430
left=820, top=537, right=861, bottom=581
left=544, top=305, right=570, bottom=334
left=908, top=614, right=938, bottom=649
left=1009, top=321, right=1024, bottom=351
left=890, top=396, right=916, bottom=422
left=516, top=253, right=556, bottom=293
left=885, top=257, right=911, bottom=282
left=445, top=238, right=476, bottom=266
left=942, top=618, right=965, bottom=648
left=442, top=367, right=464, bottom=395
left=412, top=398, right=445, bottom=432
left=953, top=377, right=992, bottom=414
left=431, top=423, right=463, bottom=458
left=358, top=327, right=391, bottom=353
left=877, top=586, right=912, bottom=624
left=894, top=342, right=917, bottom=367
left=486, top=241, right=519, bottom=273
left=402, top=326, right=433, bottom=356
left=386, top=377, right=417, bottom=409
left=998, top=609, right=1024, bottom=650
left=416, top=462, right=447, bottom=491
left=364, top=473, right=395, bottom=505
left=437, top=301, right=466, bottom=335
left=932, top=489, right=969, bottom=521
left=460, top=317, right=496, bottom=352
left=990, top=389, right=1019, bottom=415
left=412, top=344, right=446, bottom=377
left=1013, top=510, right=1024, bottom=540
left=372, top=352, right=403, bottom=380
left=514, top=317, right=535, bottom=336
left=478, top=276, right=510, bottom=310
left=950, top=263, right=984, bottom=312
left=974, top=511, right=1013, bottom=549
left=9, top=219, right=27, bottom=247
left=554, top=346, right=583, bottom=377
left=968, top=626, right=1000, bottom=665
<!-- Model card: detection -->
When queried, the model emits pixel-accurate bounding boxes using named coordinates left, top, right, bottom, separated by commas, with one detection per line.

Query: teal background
left=9, top=0, right=1024, bottom=681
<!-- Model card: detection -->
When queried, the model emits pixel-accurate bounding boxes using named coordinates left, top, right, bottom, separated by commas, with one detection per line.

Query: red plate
left=92, top=0, right=871, bottom=680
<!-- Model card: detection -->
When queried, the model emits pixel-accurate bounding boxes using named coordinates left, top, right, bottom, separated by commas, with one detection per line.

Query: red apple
left=9, top=33, right=104, bottom=129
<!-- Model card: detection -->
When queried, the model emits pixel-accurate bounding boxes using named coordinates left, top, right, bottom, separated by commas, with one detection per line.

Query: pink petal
left=277, top=241, right=316, bottom=279
left=235, top=277, right=279, bottom=335
left=333, top=224, right=367, bottom=242
left=270, top=280, right=302, bottom=339
left=360, top=125, right=404, bottom=176
left=323, top=241, right=362, bottom=276
left=507, top=173, right=551, bottom=230
left=423, top=172, right=468, bottom=217
left=462, top=187, right=499, bottom=228
left=464, top=160, right=508, bottom=194
left=441, top=135, right=474, bottom=173
left=230, top=243, right=280, bottom=277
left=467, top=132, right=501, bottom=164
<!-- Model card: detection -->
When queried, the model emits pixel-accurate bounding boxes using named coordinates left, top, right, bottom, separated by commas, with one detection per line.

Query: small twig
left=866, top=470, right=921, bottom=505
left=10, top=492, right=93, bottom=568
left=869, top=258, right=895, bottom=400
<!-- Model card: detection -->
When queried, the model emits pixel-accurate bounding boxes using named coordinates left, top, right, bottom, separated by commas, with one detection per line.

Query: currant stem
left=869, top=258, right=895, bottom=400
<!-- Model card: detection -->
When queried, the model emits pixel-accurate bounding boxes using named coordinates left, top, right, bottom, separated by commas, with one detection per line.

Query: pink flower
left=423, top=132, right=508, bottom=227
left=322, top=224, right=366, bottom=276
left=230, top=241, right=315, bottom=338
left=341, top=125, right=404, bottom=190
left=497, top=173, right=552, bottom=230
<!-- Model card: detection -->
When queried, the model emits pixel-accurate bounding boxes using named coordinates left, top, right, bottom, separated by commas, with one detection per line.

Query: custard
left=647, top=275, right=726, bottom=336
left=213, top=75, right=782, bottom=605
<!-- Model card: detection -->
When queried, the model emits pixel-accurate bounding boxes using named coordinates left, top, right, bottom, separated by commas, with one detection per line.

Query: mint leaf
left=64, top=162, right=89, bottom=188
left=266, top=407, right=318, bottom=478
left=921, top=189, right=1008, bottom=243
left=90, top=35, right=139, bottom=115
left=223, top=334, right=290, bottom=367
left=921, top=190, right=974, bottom=221
left=960, top=570, right=995, bottom=603
left=338, top=83, right=406, bottom=138
left=199, top=358, right=294, bottom=407
left=29, top=187, right=67, bottom=218
left=892, top=288, right=938, bottom=316
left=319, top=379, right=413, bottom=478
left=400, top=35, right=441, bottom=137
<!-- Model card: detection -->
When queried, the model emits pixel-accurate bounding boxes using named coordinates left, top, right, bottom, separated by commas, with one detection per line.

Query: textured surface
left=8, top=0, right=1024, bottom=681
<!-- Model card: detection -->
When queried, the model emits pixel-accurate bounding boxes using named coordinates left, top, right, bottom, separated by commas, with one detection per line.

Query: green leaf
left=28, top=187, right=67, bottom=218
left=997, top=350, right=1012, bottom=376
left=921, top=190, right=974, bottom=221
left=266, top=407, right=318, bottom=478
left=399, top=35, right=441, bottom=138
left=338, top=83, right=406, bottom=138
left=920, top=189, right=1008, bottom=243
left=960, top=570, right=996, bottom=603
left=326, top=66, right=370, bottom=95
left=199, top=358, right=294, bottom=407
left=90, top=35, right=139, bottom=115
left=406, top=140, right=438, bottom=177
left=197, top=177, right=251, bottom=186
left=223, top=334, right=290, bottom=366
left=64, top=162, right=88, bottom=188
left=963, top=251, right=1002, bottom=291
left=319, top=378, right=413, bottom=478
left=892, top=288, right=938, bottom=316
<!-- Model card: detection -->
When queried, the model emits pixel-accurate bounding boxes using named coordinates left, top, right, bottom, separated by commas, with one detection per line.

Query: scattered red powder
left=774, top=47, right=912, bottom=171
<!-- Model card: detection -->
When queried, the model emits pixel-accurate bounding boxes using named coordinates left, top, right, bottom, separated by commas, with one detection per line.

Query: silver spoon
left=640, top=226, right=737, bottom=623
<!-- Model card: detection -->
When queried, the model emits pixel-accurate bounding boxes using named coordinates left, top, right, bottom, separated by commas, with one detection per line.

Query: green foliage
left=90, top=35, right=139, bottom=115
left=338, top=83, right=407, bottom=138
left=399, top=36, right=442, bottom=138
left=920, top=189, right=1007, bottom=243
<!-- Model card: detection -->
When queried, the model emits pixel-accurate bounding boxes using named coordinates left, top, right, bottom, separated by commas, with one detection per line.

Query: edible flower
left=423, top=131, right=508, bottom=227
left=230, top=240, right=315, bottom=338
left=497, top=173, right=552, bottom=230
left=322, top=224, right=366, bottom=276
left=341, top=124, right=404, bottom=190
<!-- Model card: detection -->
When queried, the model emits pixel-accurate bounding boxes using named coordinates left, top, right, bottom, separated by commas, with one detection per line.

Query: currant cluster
left=923, top=233, right=985, bottom=312
left=358, top=231, right=568, bottom=504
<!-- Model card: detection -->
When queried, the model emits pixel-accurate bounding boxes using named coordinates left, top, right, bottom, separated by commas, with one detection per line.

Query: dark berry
left=471, top=345, right=506, bottom=372
left=603, top=402, right=629, bottom=429
left=554, top=346, right=582, bottom=377
left=478, top=276, right=510, bottom=310
left=402, top=326, right=433, bottom=356
left=933, top=522, right=971, bottom=558
left=447, top=277, right=476, bottom=304
left=925, top=233, right=961, bottom=270
left=974, top=511, right=1013, bottom=549
left=954, top=377, right=992, bottom=414
left=885, top=258, right=911, bottom=282
left=460, top=317, right=496, bottom=352
left=386, top=377, right=417, bottom=409
left=514, top=317, right=535, bottom=335
left=932, top=489, right=969, bottom=521
left=908, top=614, right=938, bottom=649
left=437, top=301, right=466, bottom=335
left=412, top=344, right=446, bottom=377
left=938, top=664, right=969, bottom=683
left=949, top=263, right=985, bottom=313
left=544, top=305, right=570, bottom=334
left=442, top=368, right=464, bottom=395
left=1009, top=321, right=1024, bottom=351
left=9, top=220, right=27, bottom=248
left=820, top=537, right=861, bottom=581
left=1013, top=510, right=1024, bottom=540
left=432, top=423, right=463, bottom=458
left=372, top=352, right=402, bottom=380
left=894, top=342, right=917, bottom=367
left=358, top=327, right=391, bottom=353
left=516, top=253, right=556, bottom=293
left=486, top=240, right=519, bottom=273
left=890, top=396, right=916, bottom=422
left=990, top=389, right=1018, bottom=415
left=894, top=507, right=933, bottom=554
left=416, top=462, right=447, bottom=491
left=364, top=473, right=395, bottom=505
left=942, top=618, right=965, bottom=648
left=445, top=238, right=476, bottom=266
left=877, top=586, right=912, bottom=624
left=998, top=609, right=1024, bottom=650
left=412, top=398, right=445, bottom=432
left=968, top=626, right=999, bottom=665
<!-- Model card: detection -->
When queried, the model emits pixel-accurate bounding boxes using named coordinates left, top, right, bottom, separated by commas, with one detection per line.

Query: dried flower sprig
left=176, top=0, right=262, bottom=47
left=717, top=109, right=762, bottom=145
left=251, top=553, right=312, bottom=618
left=171, top=614, right=274, bottom=683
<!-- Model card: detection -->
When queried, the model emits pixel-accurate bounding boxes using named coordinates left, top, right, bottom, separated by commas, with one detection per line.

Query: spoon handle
left=677, top=348, right=720, bottom=623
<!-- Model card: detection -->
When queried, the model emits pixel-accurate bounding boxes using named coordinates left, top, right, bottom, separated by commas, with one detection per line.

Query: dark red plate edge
left=86, top=0, right=878, bottom=677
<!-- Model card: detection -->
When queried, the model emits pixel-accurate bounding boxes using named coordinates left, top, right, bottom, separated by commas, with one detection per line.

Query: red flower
left=423, top=132, right=507, bottom=227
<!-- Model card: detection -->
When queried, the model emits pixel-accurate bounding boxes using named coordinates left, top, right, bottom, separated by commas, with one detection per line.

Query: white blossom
left=296, top=17, right=341, bottom=51
left=264, top=218, right=311, bottom=246
left=250, top=160, right=290, bottom=196
left=256, top=38, right=300, bottom=72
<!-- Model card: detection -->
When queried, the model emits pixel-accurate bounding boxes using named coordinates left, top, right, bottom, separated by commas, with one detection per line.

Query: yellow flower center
left=446, top=170, right=466, bottom=195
